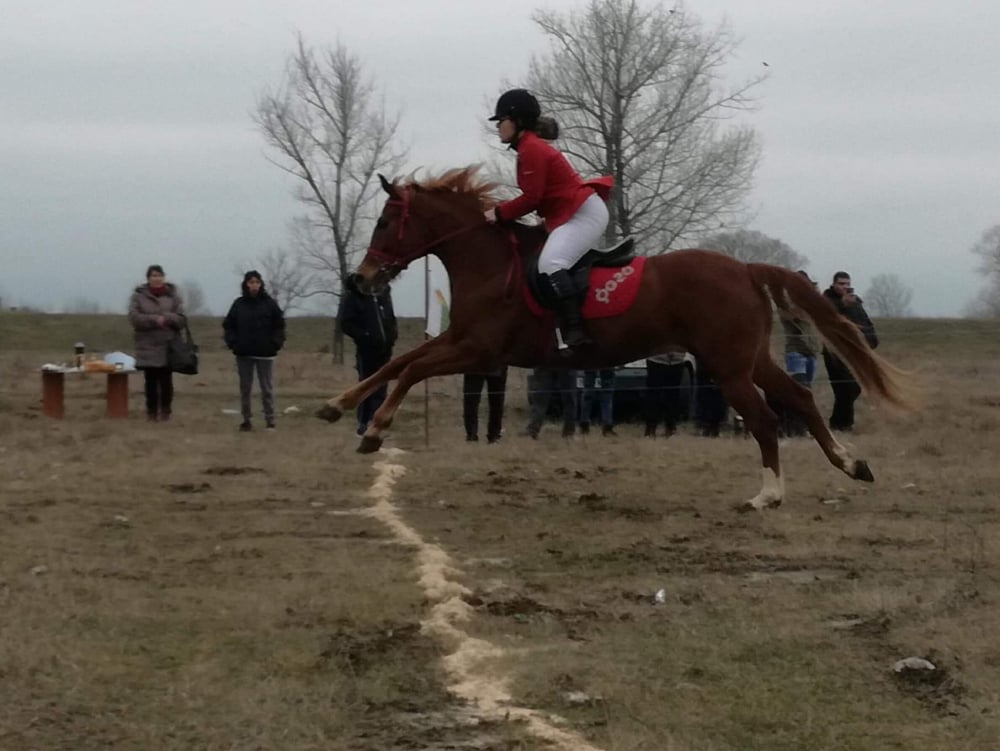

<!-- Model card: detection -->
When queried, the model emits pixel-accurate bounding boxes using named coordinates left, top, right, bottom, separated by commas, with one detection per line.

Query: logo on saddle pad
left=581, top=256, right=646, bottom=319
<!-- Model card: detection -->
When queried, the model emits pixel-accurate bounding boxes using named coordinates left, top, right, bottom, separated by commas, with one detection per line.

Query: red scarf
left=149, top=285, right=168, bottom=297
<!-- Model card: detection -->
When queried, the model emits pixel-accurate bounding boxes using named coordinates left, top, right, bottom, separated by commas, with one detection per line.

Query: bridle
left=364, top=186, right=482, bottom=274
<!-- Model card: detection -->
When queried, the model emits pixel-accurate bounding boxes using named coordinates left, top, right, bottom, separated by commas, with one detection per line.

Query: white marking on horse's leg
left=832, top=441, right=854, bottom=474
left=744, top=467, right=784, bottom=510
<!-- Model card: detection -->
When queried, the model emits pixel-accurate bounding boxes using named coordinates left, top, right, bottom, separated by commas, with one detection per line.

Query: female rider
left=483, top=88, right=611, bottom=349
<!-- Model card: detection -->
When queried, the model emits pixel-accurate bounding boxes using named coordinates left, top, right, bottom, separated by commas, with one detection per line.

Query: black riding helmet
left=489, top=88, right=541, bottom=129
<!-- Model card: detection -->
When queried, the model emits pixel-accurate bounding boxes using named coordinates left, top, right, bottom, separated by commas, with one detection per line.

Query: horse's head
left=353, top=169, right=493, bottom=293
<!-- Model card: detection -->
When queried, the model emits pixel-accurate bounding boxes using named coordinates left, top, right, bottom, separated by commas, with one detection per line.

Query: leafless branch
left=697, top=229, right=809, bottom=269
left=526, top=0, right=763, bottom=248
left=254, top=34, right=407, bottom=299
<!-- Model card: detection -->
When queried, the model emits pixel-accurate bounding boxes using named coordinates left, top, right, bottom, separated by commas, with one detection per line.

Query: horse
left=317, top=167, right=911, bottom=511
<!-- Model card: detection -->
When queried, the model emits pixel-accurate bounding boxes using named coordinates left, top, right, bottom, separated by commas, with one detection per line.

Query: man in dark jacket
left=223, top=270, right=286, bottom=431
left=524, top=367, right=579, bottom=439
left=822, top=271, right=878, bottom=432
left=337, top=278, right=398, bottom=436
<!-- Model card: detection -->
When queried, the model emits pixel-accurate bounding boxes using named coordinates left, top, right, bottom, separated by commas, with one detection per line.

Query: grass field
left=1, top=311, right=999, bottom=750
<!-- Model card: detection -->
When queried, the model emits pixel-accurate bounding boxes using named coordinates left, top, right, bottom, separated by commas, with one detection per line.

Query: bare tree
left=525, top=0, right=763, bottom=247
left=697, top=229, right=808, bottom=269
left=239, top=245, right=317, bottom=314
left=969, top=224, right=1000, bottom=316
left=863, top=273, right=913, bottom=318
left=965, top=279, right=1000, bottom=318
left=179, top=279, right=209, bottom=315
left=255, top=35, right=407, bottom=335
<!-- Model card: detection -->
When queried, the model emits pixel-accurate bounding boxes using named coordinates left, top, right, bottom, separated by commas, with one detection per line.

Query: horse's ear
left=378, top=174, right=399, bottom=198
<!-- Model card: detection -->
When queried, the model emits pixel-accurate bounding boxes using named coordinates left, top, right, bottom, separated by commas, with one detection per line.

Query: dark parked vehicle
left=525, top=355, right=696, bottom=423
left=610, top=356, right=696, bottom=423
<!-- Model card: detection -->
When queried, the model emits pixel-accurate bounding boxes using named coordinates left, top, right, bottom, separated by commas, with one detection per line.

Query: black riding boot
left=546, top=270, right=591, bottom=349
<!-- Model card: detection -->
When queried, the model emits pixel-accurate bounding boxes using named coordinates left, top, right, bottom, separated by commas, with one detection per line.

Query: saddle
left=526, top=236, right=635, bottom=309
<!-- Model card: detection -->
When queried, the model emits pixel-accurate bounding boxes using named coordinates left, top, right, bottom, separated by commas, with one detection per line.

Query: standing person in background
left=462, top=367, right=508, bottom=443
left=694, top=369, right=729, bottom=437
left=822, top=271, right=878, bottom=432
left=128, top=264, right=184, bottom=422
left=644, top=351, right=688, bottom=438
left=579, top=369, right=617, bottom=436
left=223, top=270, right=286, bottom=432
left=773, top=270, right=821, bottom=437
left=337, top=277, right=398, bottom=436
left=524, top=367, right=579, bottom=439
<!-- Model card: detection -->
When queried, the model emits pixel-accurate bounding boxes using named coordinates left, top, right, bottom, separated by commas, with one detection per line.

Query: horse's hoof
left=357, top=435, right=383, bottom=454
left=734, top=497, right=781, bottom=513
left=853, top=460, right=875, bottom=482
left=315, top=404, right=343, bottom=423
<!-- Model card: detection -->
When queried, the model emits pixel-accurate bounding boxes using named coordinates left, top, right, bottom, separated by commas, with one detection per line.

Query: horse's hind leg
left=714, top=376, right=784, bottom=511
left=751, top=358, right=873, bottom=482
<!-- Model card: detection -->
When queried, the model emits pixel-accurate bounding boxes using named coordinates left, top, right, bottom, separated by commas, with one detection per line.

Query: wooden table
left=41, top=368, right=134, bottom=419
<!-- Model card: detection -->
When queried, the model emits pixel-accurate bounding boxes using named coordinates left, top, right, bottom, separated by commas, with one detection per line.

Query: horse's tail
left=747, top=263, right=914, bottom=410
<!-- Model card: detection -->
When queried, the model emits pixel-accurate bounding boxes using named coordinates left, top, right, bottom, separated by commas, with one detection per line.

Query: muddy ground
left=1, top=317, right=999, bottom=749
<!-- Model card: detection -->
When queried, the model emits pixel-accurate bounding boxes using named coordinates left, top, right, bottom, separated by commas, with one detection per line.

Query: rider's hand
left=483, top=208, right=497, bottom=224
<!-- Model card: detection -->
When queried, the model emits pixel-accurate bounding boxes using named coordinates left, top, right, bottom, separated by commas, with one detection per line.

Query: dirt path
left=367, top=449, right=606, bottom=751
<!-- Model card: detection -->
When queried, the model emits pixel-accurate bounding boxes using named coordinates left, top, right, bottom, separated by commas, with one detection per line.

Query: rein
left=365, top=187, right=481, bottom=271
left=364, top=187, right=524, bottom=303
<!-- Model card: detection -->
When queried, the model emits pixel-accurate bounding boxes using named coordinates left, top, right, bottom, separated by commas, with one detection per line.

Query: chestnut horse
left=318, top=167, right=909, bottom=511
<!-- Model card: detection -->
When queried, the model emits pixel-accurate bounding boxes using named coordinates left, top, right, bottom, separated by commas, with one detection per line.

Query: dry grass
left=1, top=314, right=1000, bottom=750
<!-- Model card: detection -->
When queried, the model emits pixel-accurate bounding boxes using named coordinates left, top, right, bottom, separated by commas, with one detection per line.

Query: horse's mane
left=397, top=166, right=500, bottom=209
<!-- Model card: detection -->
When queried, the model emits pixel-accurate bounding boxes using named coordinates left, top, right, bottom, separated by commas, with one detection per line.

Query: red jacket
left=496, top=131, right=612, bottom=230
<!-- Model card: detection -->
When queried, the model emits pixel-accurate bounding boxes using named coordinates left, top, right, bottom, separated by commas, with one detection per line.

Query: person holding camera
left=822, top=271, right=878, bottom=432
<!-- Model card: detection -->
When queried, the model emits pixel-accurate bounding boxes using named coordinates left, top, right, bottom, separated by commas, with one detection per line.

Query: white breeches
left=538, top=193, right=610, bottom=275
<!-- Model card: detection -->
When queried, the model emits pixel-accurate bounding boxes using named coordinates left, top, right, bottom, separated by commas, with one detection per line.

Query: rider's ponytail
left=535, top=116, right=559, bottom=141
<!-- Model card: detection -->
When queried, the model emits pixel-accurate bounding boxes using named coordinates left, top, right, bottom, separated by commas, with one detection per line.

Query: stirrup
left=556, top=326, right=591, bottom=353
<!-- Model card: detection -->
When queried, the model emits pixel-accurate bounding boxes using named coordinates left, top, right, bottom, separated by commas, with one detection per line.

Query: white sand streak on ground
left=368, top=452, right=605, bottom=751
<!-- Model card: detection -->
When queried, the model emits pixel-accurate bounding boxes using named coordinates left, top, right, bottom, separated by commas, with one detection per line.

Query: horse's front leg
left=357, top=345, right=484, bottom=454
left=316, top=338, right=448, bottom=424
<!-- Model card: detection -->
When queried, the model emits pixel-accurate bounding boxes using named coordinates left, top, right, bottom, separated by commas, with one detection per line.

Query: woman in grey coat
left=128, top=264, right=185, bottom=421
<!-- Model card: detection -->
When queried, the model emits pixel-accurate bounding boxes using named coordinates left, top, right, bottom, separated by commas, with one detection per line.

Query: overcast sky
left=2, top=0, right=996, bottom=317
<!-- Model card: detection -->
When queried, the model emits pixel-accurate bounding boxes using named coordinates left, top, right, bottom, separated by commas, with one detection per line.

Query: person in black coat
left=337, top=277, right=398, bottom=435
left=822, top=271, right=878, bottom=432
left=463, top=367, right=508, bottom=443
left=223, top=270, right=286, bottom=431
left=524, top=367, right=579, bottom=439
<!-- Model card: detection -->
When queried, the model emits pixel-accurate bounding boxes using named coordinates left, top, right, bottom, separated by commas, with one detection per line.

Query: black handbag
left=168, top=319, right=199, bottom=375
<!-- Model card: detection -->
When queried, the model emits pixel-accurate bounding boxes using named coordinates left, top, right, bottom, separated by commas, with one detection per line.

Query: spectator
left=337, top=277, right=398, bottom=436
left=128, top=264, right=184, bottom=422
left=694, top=369, right=729, bottom=437
left=644, top=351, right=688, bottom=438
left=822, top=271, right=878, bottom=432
left=524, top=367, right=579, bottom=439
left=579, top=369, right=617, bottom=436
left=772, top=270, right=822, bottom=437
left=463, top=367, right=508, bottom=443
left=223, top=270, right=286, bottom=432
